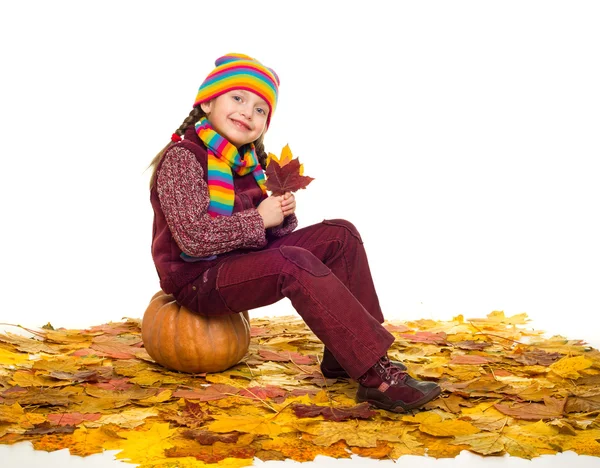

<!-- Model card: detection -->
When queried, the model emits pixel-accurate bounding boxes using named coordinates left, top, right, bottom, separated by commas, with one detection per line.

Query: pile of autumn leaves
left=1, top=311, right=599, bottom=467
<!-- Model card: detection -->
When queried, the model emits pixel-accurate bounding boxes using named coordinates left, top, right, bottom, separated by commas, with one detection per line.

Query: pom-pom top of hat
left=194, top=53, right=280, bottom=127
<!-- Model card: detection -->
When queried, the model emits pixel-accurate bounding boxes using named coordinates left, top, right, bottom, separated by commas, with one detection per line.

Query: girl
left=148, top=53, right=441, bottom=413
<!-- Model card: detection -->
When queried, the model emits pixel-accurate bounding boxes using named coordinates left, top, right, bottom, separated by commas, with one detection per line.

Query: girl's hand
left=281, top=192, right=296, bottom=217
left=257, top=195, right=284, bottom=229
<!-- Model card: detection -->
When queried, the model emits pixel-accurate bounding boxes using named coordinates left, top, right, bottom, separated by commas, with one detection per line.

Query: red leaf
left=238, top=385, right=288, bottom=400
left=450, top=355, right=494, bottom=365
left=86, top=322, right=141, bottom=335
left=48, top=412, right=102, bottom=426
left=454, top=340, right=492, bottom=351
left=92, top=378, right=134, bottom=391
left=511, top=349, right=563, bottom=366
left=292, top=402, right=376, bottom=421
left=182, top=429, right=240, bottom=445
left=384, top=324, right=411, bottom=332
left=398, top=331, right=448, bottom=345
left=172, top=384, right=239, bottom=401
left=250, top=326, right=267, bottom=337
left=49, top=368, right=112, bottom=383
left=24, top=422, right=77, bottom=435
left=265, top=158, right=314, bottom=196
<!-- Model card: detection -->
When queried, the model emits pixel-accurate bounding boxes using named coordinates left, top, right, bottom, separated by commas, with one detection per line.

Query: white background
left=1, top=1, right=599, bottom=467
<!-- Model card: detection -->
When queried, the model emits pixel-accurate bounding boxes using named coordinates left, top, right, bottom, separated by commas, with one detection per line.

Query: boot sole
left=357, top=385, right=442, bottom=413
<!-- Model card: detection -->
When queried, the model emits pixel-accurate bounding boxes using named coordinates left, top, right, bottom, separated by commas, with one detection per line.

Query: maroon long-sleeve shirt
left=150, top=125, right=298, bottom=294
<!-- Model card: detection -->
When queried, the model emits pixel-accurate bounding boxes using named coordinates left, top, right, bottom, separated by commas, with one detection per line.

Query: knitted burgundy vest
left=150, top=126, right=266, bottom=294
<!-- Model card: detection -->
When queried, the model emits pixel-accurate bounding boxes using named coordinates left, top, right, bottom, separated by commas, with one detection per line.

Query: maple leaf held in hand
left=265, top=144, right=314, bottom=196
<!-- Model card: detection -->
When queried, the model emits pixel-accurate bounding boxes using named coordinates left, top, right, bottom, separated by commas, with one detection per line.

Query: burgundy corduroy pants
left=176, top=219, right=395, bottom=380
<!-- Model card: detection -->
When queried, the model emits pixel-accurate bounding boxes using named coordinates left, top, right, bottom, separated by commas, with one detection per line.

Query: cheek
left=256, top=118, right=268, bottom=133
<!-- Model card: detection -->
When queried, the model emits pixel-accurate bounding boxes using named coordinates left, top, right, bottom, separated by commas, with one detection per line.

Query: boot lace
left=380, top=356, right=408, bottom=385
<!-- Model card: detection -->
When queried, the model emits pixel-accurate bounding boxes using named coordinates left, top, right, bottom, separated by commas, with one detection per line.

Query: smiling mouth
left=230, top=119, right=251, bottom=131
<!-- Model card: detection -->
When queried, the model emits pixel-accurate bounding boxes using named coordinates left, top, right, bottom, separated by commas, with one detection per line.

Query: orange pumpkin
left=141, top=290, right=251, bottom=373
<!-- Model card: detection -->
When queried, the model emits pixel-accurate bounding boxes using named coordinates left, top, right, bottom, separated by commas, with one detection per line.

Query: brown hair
left=148, top=105, right=269, bottom=189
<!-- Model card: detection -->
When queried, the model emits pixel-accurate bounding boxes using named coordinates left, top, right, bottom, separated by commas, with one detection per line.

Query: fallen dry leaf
left=0, top=310, right=599, bottom=466
left=292, top=402, right=376, bottom=421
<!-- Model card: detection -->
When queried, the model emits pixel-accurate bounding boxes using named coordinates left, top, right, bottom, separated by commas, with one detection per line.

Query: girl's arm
left=156, top=146, right=267, bottom=257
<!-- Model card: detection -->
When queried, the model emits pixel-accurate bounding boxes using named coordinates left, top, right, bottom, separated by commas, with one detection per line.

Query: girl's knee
left=279, top=246, right=330, bottom=277
left=322, top=219, right=363, bottom=244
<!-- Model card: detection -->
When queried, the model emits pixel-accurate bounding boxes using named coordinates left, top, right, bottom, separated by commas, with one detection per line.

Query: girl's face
left=200, top=89, right=270, bottom=148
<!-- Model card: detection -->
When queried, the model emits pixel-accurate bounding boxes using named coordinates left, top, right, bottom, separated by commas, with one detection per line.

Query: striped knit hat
left=194, top=53, right=280, bottom=127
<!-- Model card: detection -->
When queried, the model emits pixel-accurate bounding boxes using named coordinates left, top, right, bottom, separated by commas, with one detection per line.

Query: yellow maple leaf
left=32, top=356, right=81, bottom=373
left=206, top=413, right=297, bottom=437
left=86, top=407, right=159, bottom=429
left=401, top=411, right=442, bottom=424
left=129, top=369, right=181, bottom=386
left=262, top=432, right=351, bottom=462
left=10, top=370, right=71, bottom=387
left=137, top=389, right=173, bottom=405
left=311, top=389, right=329, bottom=404
left=505, top=420, right=559, bottom=437
left=301, top=420, right=406, bottom=448
left=420, top=432, right=471, bottom=458
left=556, top=429, right=600, bottom=457
left=0, top=402, right=24, bottom=424
left=419, top=418, right=481, bottom=437
left=70, top=425, right=123, bottom=457
left=549, top=355, right=593, bottom=379
left=112, top=422, right=176, bottom=464
left=271, top=393, right=313, bottom=412
left=351, top=440, right=393, bottom=459
left=32, top=433, right=74, bottom=452
left=469, top=310, right=530, bottom=326
left=266, top=144, right=304, bottom=175
left=451, top=432, right=506, bottom=455
left=205, top=373, right=246, bottom=387
left=460, top=402, right=509, bottom=431
left=388, top=428, right=425, bottom=457
left=0, top=347, right=30, bottom=366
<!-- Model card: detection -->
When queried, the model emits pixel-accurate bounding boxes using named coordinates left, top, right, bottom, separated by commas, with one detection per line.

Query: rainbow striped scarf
left=195, top=116, right=267, bottom=217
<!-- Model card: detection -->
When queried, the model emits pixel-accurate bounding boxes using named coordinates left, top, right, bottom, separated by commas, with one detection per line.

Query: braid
left=176, top=106, right=204, bottom=137
left=254, top=136, right=268, bottom=171
left=148, top=106, right=206, bottom=189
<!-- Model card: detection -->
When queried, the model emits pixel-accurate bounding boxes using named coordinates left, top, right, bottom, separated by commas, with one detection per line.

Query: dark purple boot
left=356, top=356, right=441, bottom=412
left=320, top=347, right=407, bottom=379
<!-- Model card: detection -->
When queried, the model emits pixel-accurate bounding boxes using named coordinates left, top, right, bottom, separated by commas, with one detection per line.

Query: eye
left=256, top=107, right=266, bottom=115
left=232, top=95, right=242, bottom=102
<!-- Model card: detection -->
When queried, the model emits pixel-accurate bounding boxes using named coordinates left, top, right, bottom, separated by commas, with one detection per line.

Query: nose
left=240, top=103, right=253, bottom=120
